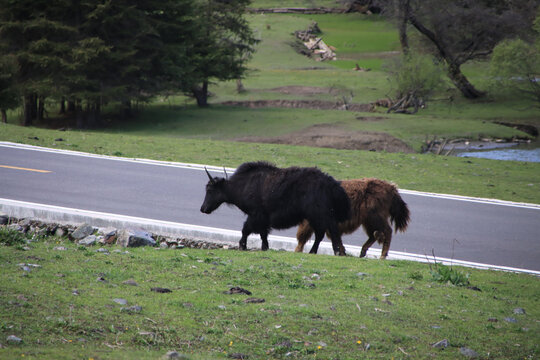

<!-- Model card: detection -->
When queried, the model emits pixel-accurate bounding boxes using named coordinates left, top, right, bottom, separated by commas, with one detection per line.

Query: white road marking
left=2, top=141, right=539, bottom=209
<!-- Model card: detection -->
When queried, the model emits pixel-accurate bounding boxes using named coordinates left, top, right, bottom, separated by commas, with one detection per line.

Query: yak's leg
left=239, top=218, right=255, bottom=250
left=360, top=235, right=377, bottom=258
left=327, top=222, right=346, bottom=256
left=309, top=229, right=325, bottom=254
left=360, top=213, right=388, bottom=258
left=295, top=220, right=314, bottom=252
left=260, top=229, right=269, bottom=251
left=379, top=224, right=393, bottom=259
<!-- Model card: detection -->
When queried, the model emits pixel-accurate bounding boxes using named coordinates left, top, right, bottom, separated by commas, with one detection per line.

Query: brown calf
left=295, top=178, right=410, bottom=259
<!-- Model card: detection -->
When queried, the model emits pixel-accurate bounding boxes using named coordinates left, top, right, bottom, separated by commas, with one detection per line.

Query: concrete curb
left=2, top=197, right=539, bottom=276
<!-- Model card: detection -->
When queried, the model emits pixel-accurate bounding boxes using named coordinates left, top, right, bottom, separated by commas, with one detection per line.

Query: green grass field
left=1, top=6, right=540, bottom=360
left=0, top=236, right=538, bottom=359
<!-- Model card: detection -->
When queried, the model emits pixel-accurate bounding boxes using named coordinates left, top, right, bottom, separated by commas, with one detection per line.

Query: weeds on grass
left=430, top=263, right=470, bottom=286
left=0, top=227, right=28, bottom=246
left=427, top=251, right=471, bottom=286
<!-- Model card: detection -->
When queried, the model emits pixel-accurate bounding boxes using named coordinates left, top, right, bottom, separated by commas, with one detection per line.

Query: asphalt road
left=1, top=143, right=539, bottom=271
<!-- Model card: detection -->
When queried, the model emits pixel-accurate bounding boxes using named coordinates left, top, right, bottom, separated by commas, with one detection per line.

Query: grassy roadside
left=1, top=122, right=539, bottom=204
left=0, top=236, right=538, bottom=359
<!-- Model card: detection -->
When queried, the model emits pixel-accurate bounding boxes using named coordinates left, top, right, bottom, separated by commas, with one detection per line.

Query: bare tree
left=378, top=0, right=537, bottom=99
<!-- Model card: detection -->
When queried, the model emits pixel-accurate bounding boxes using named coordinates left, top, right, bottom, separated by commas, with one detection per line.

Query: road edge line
left=1, top=197, right=538, bottom=276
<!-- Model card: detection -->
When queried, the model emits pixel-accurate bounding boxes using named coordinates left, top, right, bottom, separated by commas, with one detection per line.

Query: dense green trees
left=0, top=0, right=256, bottom=126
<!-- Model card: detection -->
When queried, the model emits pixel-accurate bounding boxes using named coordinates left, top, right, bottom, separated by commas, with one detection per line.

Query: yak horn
left=205, top=167, right=215, bottom=183
left=223, top=167, right=228, bottom=179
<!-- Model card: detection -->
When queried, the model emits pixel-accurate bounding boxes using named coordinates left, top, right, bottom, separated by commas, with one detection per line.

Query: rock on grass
left=460, top=347, right=479, bottom=358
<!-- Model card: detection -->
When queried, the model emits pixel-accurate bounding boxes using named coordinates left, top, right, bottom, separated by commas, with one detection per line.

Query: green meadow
left=0, top=236, right=538, bottom=359
left=1, top=4, right=540, bottom=359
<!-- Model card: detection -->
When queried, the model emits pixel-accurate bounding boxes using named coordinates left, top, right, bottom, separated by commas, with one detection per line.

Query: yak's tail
left=332, top=182, right=351, bottom=223
left=390, top=190, right=410, bottom=233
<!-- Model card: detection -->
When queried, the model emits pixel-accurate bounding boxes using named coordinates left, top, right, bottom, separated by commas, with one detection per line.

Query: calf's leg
left=295, top=221, right=313, bottom=252
left=360, top=235, right=377, bottom=258
left=379, top=224, right=393, bottom=259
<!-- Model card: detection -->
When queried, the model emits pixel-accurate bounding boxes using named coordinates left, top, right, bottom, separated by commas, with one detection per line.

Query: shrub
left=383, top=54, right=444, bottom=113
left=489, top=38, right=540, bottom=104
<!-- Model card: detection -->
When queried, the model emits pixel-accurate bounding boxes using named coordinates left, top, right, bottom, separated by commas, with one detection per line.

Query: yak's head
left=200, top=167, right=228, bottom=214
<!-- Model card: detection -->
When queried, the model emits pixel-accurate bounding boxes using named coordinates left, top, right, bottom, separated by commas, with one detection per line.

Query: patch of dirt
left=237, top=123, right=414, bottom=153
left=221, top=99, right=373, bottom=112
left=356, top=116, right=387, bottom=122
left=268, top=86, right=340, bottom=96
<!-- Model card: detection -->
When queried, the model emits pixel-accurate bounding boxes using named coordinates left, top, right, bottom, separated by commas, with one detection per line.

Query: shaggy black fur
left=200, top=161, right=350, bottom=255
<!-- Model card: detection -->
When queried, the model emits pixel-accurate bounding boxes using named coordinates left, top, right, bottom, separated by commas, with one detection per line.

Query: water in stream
left=454, top=141, right=540, bottom=163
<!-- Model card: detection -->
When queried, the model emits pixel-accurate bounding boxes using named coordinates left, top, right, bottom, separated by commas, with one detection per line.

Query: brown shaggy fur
left=295, top=178, right=410, bottom=259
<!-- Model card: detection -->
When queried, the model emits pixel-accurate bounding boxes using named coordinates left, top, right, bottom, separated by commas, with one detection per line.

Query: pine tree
left=188, top=0, right=258, bottom=107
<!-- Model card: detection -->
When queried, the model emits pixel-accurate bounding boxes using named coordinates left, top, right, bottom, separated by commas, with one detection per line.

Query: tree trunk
left=407, top=12, right=485, bottom=99
left=447, top=63, right=485, bottom=99
left=192, top=81, right=209, bottom=107
left=59, top=97, right=65, bottom=114
left=121, top=99, right=132, bottom=120
left=67, top=100, right=75, bottom=113
left=1, top=109, right=7, bottom=123
left=37, top=96, right=45, bottom=121
left=397, top=0, right=410, bottom=55
left=75, top=101, right=85, bottom=129
left=23, top=94, right=36, bottom=126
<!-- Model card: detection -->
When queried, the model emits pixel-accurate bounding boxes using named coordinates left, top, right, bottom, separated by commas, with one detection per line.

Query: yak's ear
left=205, top=167, right=215, bottom=184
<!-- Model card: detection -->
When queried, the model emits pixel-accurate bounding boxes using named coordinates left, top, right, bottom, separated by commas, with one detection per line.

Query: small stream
left=452, top=141, right=540, bottom=163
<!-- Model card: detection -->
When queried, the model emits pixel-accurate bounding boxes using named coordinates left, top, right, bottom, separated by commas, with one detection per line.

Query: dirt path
left=237, top=123, right=415, bottom=153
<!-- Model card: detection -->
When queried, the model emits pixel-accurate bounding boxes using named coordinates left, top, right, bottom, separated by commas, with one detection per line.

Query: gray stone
left=54, top=246, right=68, bottom=251
left=71, top=223, right=94, bottom=240
left=122, top=279, right=138, bottom=286
left=7, top=224, right=23, bottom=232
left=164, top=351, right=190, bottom=359
left=54, top=227, right=66, bottom=237
left=121, top=305, right=142, bottom=314
left=6, top=335, right=22, bottom=344
left=160, top=242, right=169, bottom=249
left=432, top=339, right=449, bottom=348
left=513, top=307, right=526, bottom=315
left=504, top=317, right=517, bottom=323
left=113, top=298, right=128, bottom=305
left=96, top=248, right=109, bottom=254
left=117, top=228, right=156, bottom=247
left=459, top=347, right=479, bottom=358
left=78, top=235, right=97, bottom=246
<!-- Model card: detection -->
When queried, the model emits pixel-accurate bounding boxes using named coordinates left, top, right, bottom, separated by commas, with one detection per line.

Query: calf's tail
left=390, top=191, right=410, bottom=233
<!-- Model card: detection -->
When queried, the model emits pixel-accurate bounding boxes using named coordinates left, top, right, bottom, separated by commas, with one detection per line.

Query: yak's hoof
left=359, top=252, right=366, bottom=258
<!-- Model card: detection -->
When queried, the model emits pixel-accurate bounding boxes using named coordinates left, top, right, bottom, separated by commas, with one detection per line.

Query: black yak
left=200, top=161, right=350, bottom=255
left=295, top=178, right=410, bottom=259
